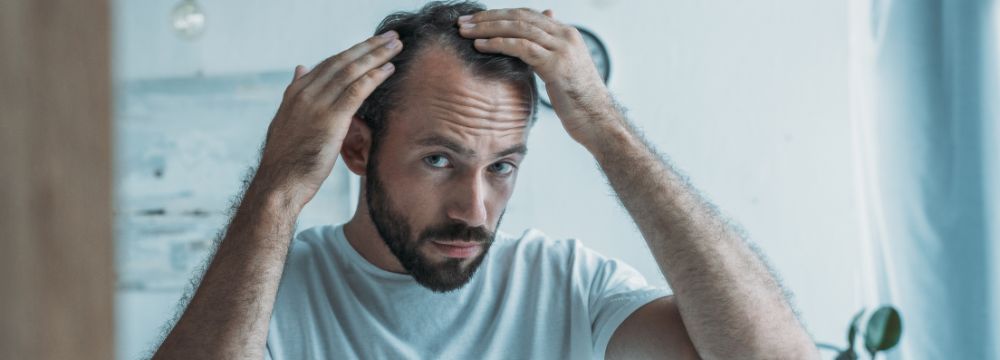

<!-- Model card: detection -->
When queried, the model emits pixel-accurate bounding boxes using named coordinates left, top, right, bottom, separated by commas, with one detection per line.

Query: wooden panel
left=0, top=0, right=113, bottom=359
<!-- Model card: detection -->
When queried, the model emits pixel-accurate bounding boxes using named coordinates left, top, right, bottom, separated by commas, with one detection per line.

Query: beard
left=365, top=149, right=502, bottom=293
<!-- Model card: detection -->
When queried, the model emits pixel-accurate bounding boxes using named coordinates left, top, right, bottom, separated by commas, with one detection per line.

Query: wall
left=114, top=72, right=355, bottom=358
left=113, top=0, right=858, bottom=358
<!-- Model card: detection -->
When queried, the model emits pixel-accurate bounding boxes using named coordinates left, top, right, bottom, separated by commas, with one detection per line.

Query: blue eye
left=423, top=155, right=450, bottom=168
left=489, top=162, right=515, bottom=175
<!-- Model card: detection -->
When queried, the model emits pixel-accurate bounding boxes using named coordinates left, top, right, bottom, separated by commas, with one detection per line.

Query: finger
left=473, top=37, right=552, bottom=67
left=459, top=19, right=561, bottom=50
left=302, top=31, right=398, bottom=90
left=283, top=65, right=310, bottom=99
left=291, top=31, right=399, bottom=95
left=459, top=8, right=560, bottom=33
left=314, top=37, right=402, bottom=105
left=328, top=62, right=396, bottom=118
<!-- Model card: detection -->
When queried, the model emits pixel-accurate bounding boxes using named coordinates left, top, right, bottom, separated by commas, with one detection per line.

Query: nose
left=446, top=171, right=489, bottom=228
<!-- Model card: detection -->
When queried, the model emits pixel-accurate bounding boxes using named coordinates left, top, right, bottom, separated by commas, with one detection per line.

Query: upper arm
left=605, top=296, right=701, bottom=360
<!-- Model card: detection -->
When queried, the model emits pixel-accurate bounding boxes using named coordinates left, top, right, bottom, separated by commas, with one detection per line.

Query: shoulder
left=492, top=228, right=583, bottom=261
left=291, top=224, right=337, bottom=248
left=276, top=225, right=341, bottom=286
left=500, top=228, right=664, bottom=293
left=488, top=228, right=611, bottom=281
left=285, top=224, right=342, bottom=262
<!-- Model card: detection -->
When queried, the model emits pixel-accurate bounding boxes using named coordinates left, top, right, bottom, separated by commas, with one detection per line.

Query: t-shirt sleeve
left=573, top=241, right=671, bottom=359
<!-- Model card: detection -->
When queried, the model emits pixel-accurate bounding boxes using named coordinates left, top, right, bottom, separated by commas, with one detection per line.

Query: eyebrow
left=415, top=134, right=528, bottom=159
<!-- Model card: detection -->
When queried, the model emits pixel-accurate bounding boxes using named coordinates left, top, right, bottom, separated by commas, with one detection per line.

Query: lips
left=430, top=240, right=482, bottom=258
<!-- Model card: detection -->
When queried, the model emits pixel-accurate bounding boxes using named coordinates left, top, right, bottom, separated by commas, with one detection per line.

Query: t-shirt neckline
left=330, top=224, right=415, bottom=281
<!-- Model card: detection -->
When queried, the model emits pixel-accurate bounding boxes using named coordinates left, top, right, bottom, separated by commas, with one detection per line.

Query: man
left=154, top=2, right=819, bottom=359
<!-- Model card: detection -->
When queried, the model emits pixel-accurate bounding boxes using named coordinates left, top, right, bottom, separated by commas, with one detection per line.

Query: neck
left=342, top=188, right=408, bottom=274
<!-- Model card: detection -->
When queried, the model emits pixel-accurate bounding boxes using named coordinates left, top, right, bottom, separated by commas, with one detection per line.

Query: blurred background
left=2, top=0, right=998, bottom=359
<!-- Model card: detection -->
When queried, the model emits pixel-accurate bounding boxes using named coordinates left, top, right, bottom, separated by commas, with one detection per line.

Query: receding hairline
left=386, top=41, right=537, bottom=122
left=355, top=0, right=539, bottom=142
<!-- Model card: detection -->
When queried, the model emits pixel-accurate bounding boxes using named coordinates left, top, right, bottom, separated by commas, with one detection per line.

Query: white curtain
left=850, top=0, right=1000, bottom=359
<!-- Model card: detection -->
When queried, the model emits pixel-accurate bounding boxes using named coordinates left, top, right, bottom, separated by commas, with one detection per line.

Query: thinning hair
left=355, top=0, right=539, bottom=144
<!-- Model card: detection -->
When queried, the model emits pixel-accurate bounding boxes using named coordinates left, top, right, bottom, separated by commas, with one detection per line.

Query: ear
left=341, top=115, right=372, bottom=176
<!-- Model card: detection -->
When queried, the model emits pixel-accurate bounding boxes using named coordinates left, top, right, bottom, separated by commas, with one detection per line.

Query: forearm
left=581, top=111, right=817, bottom=359
left=153, top=175, right=300, bottom=359
left=149, top=29, right=400, bottom=358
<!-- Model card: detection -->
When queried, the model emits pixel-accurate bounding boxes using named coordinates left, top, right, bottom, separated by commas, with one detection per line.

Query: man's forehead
left=387, top=46, right=533, bottom=147
left=398, top=46, right=534, bottom=121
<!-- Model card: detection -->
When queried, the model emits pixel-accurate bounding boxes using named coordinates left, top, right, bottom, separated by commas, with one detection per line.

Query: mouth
left=429, top=240, right=482, bottom=259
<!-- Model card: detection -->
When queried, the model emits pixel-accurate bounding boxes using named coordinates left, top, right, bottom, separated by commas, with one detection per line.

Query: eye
left=488, top=161, right=516, bottom=175
left=423, top=154, right=451, bottom=168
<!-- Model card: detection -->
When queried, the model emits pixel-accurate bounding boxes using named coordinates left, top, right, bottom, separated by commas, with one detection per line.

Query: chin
left=410, top=246, right=488, bottom=293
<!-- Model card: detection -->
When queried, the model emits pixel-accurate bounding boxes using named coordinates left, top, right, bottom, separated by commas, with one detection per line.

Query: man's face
left=365, top=46, right=533, bottom=293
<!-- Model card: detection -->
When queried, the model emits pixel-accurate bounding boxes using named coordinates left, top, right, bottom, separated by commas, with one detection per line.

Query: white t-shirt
left=265, top=224, right=669, bottom=360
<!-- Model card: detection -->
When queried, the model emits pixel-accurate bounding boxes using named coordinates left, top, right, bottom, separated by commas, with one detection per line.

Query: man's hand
left=257, top=30, right=402, bottom=210
left=457, top=8, right=618, bottom=146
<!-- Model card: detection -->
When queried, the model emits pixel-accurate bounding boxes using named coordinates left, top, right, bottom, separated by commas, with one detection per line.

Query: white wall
left=114, top=0, right=859, bottom=358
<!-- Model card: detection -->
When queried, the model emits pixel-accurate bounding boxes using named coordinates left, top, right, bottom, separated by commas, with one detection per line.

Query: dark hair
left=355, top=1, right=539, bottom=143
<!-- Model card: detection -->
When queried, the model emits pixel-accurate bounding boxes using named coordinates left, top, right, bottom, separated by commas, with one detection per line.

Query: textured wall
left=114, top=72, right=354, bottom=358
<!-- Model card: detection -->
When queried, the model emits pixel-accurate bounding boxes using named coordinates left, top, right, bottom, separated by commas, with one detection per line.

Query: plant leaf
left=847, top=308, right=865, bottom=349
left=864, top=306, right=903, bottom=355
left=835, top=349, right=858, bottom=360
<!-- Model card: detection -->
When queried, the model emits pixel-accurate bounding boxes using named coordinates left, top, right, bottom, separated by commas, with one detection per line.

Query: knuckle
left=355, top=74, right=376, bottom=91
left=358, top=53, right=379, bottom=68
left=292, top=89, right=312, bottom=104
left=526, top=43, right=544, bottom=58
left=357, top=69, right=377, bottom=82
left=326, top=54, right=343, bottom=68
left=343, top=82, right=365, bottom=99
left=514, top=20, right=531, bottom=31
left=559, top=25, right=577, bottom=37
left=373, top=45, right=395, bottom=59
left=314, top=57, right=335, bottom=73
left=516, top=39, right=535, bottom=53
left=342, top=62, right=365, bottom=78
left=529, top=26, right=547, bottom=39
left=330, top=73, right=351, bottom=90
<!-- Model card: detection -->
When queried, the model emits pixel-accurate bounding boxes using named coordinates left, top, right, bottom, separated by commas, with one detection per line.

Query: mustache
left=418, top=222, right=494, bottom=244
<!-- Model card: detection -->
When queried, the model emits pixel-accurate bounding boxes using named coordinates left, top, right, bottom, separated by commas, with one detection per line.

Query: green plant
left=817, top=306, right=903, bottom=360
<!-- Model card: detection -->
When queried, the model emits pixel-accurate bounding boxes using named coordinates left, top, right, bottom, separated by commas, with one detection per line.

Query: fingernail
left=474, top=39, right=487, bottom=46
left=379, top=30, right=398, bottom=39
left=458, top=15, right=473, bottom=23
left=461, top=22, right=476, bottom=29
left=385, top=39, right=400, bottom=49
left=381, top=63, right=394, bottom=71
